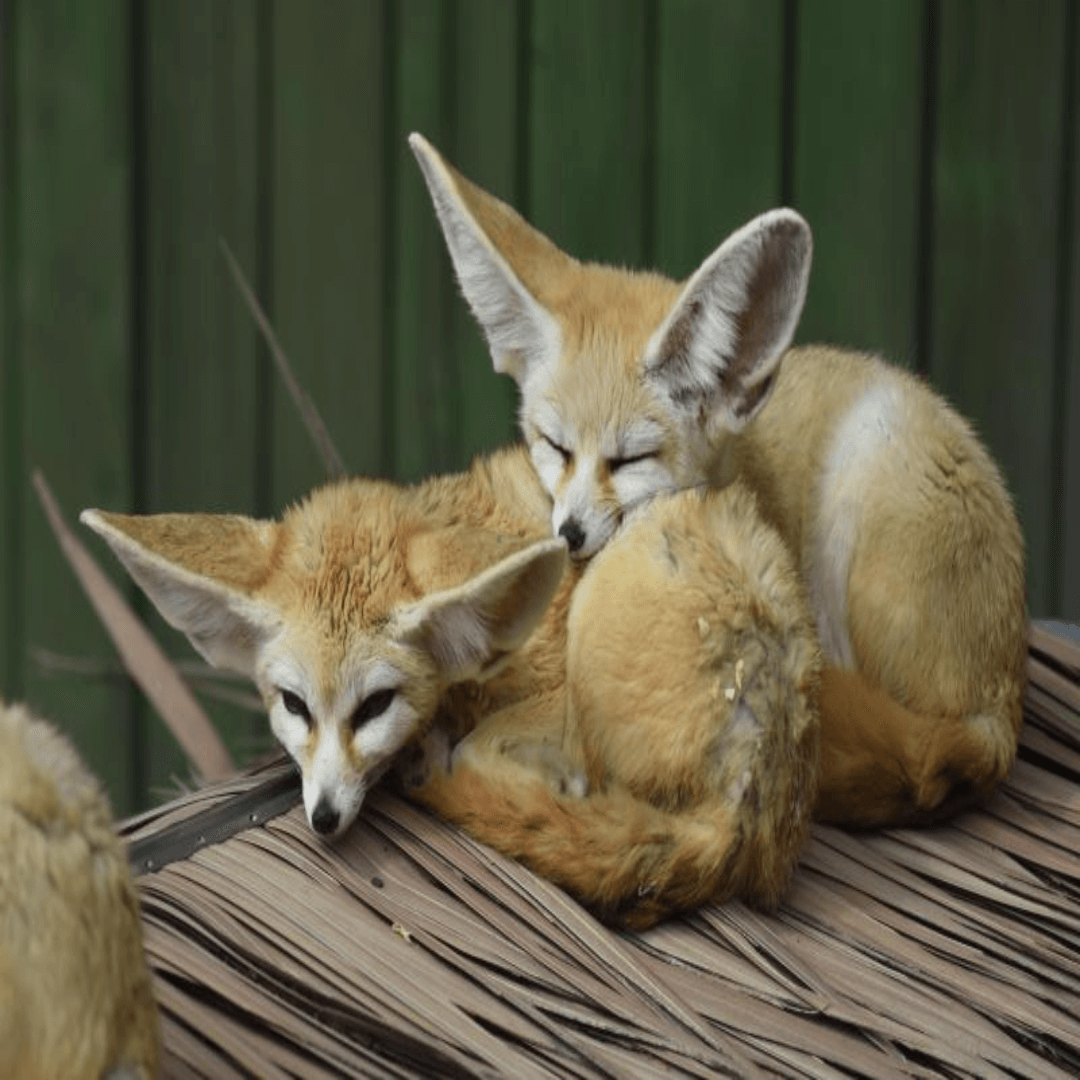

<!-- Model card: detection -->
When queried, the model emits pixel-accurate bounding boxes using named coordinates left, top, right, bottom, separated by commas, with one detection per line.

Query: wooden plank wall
left=2, top=0, right=1078, bottom=816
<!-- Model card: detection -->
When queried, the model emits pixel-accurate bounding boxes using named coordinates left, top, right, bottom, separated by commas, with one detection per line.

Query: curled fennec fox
left=0, top=701, right=159, bottom=1080
left=410, top=132, right=1028, bottom=828
left=83, top=447, right=819, bottom=928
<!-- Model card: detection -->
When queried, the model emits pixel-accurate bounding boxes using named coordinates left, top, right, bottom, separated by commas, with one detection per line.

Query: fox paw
left=454, top=737, right=587, bottom=797
left=395, top=726, right=452, bottom=792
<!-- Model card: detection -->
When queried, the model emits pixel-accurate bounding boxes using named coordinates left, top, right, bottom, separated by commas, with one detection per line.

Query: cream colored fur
left=0, top=701, right=159, bottom=1080
left=411, top=133, right=1027, bottom=828
left=84, top=446, right=819, bottom=928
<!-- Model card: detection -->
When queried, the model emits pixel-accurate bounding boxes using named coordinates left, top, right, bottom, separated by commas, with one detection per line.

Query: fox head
left=81, top=487, right=566, bottom=838
left=410, top=132, right=812, bottom=559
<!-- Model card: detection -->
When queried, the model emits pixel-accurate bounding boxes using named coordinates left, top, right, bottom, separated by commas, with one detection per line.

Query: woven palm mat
left=123, top=624, right=1080, bottom=1079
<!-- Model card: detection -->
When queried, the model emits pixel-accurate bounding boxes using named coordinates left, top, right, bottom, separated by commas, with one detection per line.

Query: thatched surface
left=124, top=626, right=1080, bottom=1079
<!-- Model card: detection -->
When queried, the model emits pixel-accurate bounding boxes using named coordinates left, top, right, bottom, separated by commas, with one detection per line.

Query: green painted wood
left=392, top=0, right=522, bottom=477
left=390, top=0, right=459, bottom=482
left=792, top=0, right=923, bottom=365
left=4, top=2, right=1080, bottom=807
left=529, top=0, right=650, bottom=266
left=654, top=0, right=784, bottom=280
left=390, top=1, right=524, bottom=481
left=1062, top=11, right=1080, bottom=619
left=16, top=0, right=136, bottom=812
left=270, top=0, right=388, bottom=507
left=931, top=0, right=1068, bottom=616
left=0, top=0, right=21, bottom=703
left=143, top=0, right=270, bottom=793
left=446, top=0, right=521, bottom=464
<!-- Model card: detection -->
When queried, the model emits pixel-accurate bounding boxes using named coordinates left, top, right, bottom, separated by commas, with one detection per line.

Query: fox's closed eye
left=609, top=451, right=656, bottom=471
left=280, top=689, right=312, bottom=727
left=541, top=434, right=572, bottom=463
left=351, top=688, right=397, bottom=734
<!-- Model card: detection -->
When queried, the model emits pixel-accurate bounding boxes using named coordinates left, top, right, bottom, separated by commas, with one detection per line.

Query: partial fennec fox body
left=0, top=701, right=159, bottom=1080
left=83, top=447, right=819, bottom=928
left=411, top=132, right=1028, bottom=828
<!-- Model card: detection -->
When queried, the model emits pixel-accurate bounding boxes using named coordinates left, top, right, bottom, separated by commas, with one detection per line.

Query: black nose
left=311, top=798, right=341, bottom=836
left=559, top=519, right=586, bottom=553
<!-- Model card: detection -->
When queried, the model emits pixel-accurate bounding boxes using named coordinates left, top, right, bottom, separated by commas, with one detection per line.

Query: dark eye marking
left=541, top=433, right=572, bottom=463
left=609, top=451, right=656, bottom=471
left=280, top=689, right=312, bottom=728
left=351, top=688, right=397, bottom=734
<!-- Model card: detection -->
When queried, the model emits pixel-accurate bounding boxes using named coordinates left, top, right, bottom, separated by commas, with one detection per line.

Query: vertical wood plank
left=17, top=0, right=136, bottom=811
left=793, top=0, right=924, bottom=364
left=931, top=0, right=1067, bottom=615
left=529, top=0, right=650, bottom=266
left=390, top=0, right=458, bottom=481
left=391, top=0, right=524, bottom=480
left=143, top=0, right=269, bottom=791
left=446, top=0, right=521, bottom=463
left=0, top=0, right=22, bottom=702
left=1061, top=9, right=1080, bottom=619
left=271, top=0, right=387, bottom=507
left=654, top=0, right=784, bottom=280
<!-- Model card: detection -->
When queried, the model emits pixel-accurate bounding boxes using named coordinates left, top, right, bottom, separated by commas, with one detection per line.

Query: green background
left=2, top=0, right=1078, bottom=815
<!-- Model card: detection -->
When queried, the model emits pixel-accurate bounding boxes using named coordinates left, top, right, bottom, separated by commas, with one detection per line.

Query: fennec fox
left=83, top=446, right=819, bottom=928
left=0, top=700, right=159, bottom=1080
left=410, top=132, right=1027, bottom=828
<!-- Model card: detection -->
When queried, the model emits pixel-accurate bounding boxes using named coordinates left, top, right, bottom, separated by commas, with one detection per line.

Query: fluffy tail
left=815, top=666, right=1022, bottom=827
left=413, top=762, right=781, bottom=930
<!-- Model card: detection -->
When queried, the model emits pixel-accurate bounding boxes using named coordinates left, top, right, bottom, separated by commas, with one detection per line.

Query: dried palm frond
left=123, top=622, right=1080, bottom=1079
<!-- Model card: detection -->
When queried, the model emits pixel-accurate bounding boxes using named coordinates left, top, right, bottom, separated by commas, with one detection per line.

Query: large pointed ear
left=80, top=509, right=282, bottom=678
left=644, top=209, right=812, bottom=432
left=409, top=131, right=563, bottom=384
left=398, top=537, right=567, bottom=684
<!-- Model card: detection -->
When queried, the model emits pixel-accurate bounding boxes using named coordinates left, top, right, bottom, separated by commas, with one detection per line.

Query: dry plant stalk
left=33, top=470, right=234, bottom=781
left=219, top=238, right=347, bottom=482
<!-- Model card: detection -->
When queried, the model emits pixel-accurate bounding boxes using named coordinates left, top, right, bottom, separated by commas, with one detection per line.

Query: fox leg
left=401, top=690, right=587, bottom=812
left=815, top=666, right=1023, bottom=826
left=393, top=724, right=453, bottom=794
left=454, top=690, right=587, bottom=797
left=813, top=460, right=1028, bottom=828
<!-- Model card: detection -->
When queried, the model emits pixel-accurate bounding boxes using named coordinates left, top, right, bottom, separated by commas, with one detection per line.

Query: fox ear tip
left=545, top=536, right=570, bottom=564
left=775, top=206, right=808, bottom=226
left=770, top=209, right=812, bottom=256
left=408, top=132, right=433, bottom=157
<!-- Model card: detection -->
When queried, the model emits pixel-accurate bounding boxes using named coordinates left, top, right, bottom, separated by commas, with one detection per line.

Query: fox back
left=0, top=701, right=159, bottom=1080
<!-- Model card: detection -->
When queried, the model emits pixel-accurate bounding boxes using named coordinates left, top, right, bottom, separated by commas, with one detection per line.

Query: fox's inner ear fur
left=645, top=209, right=812, bottom=432
left=399, top=537, right=567, bottom=684
left=80, top=509, right=281, bottom=678
left=409, top=132, right=563, bottom=384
